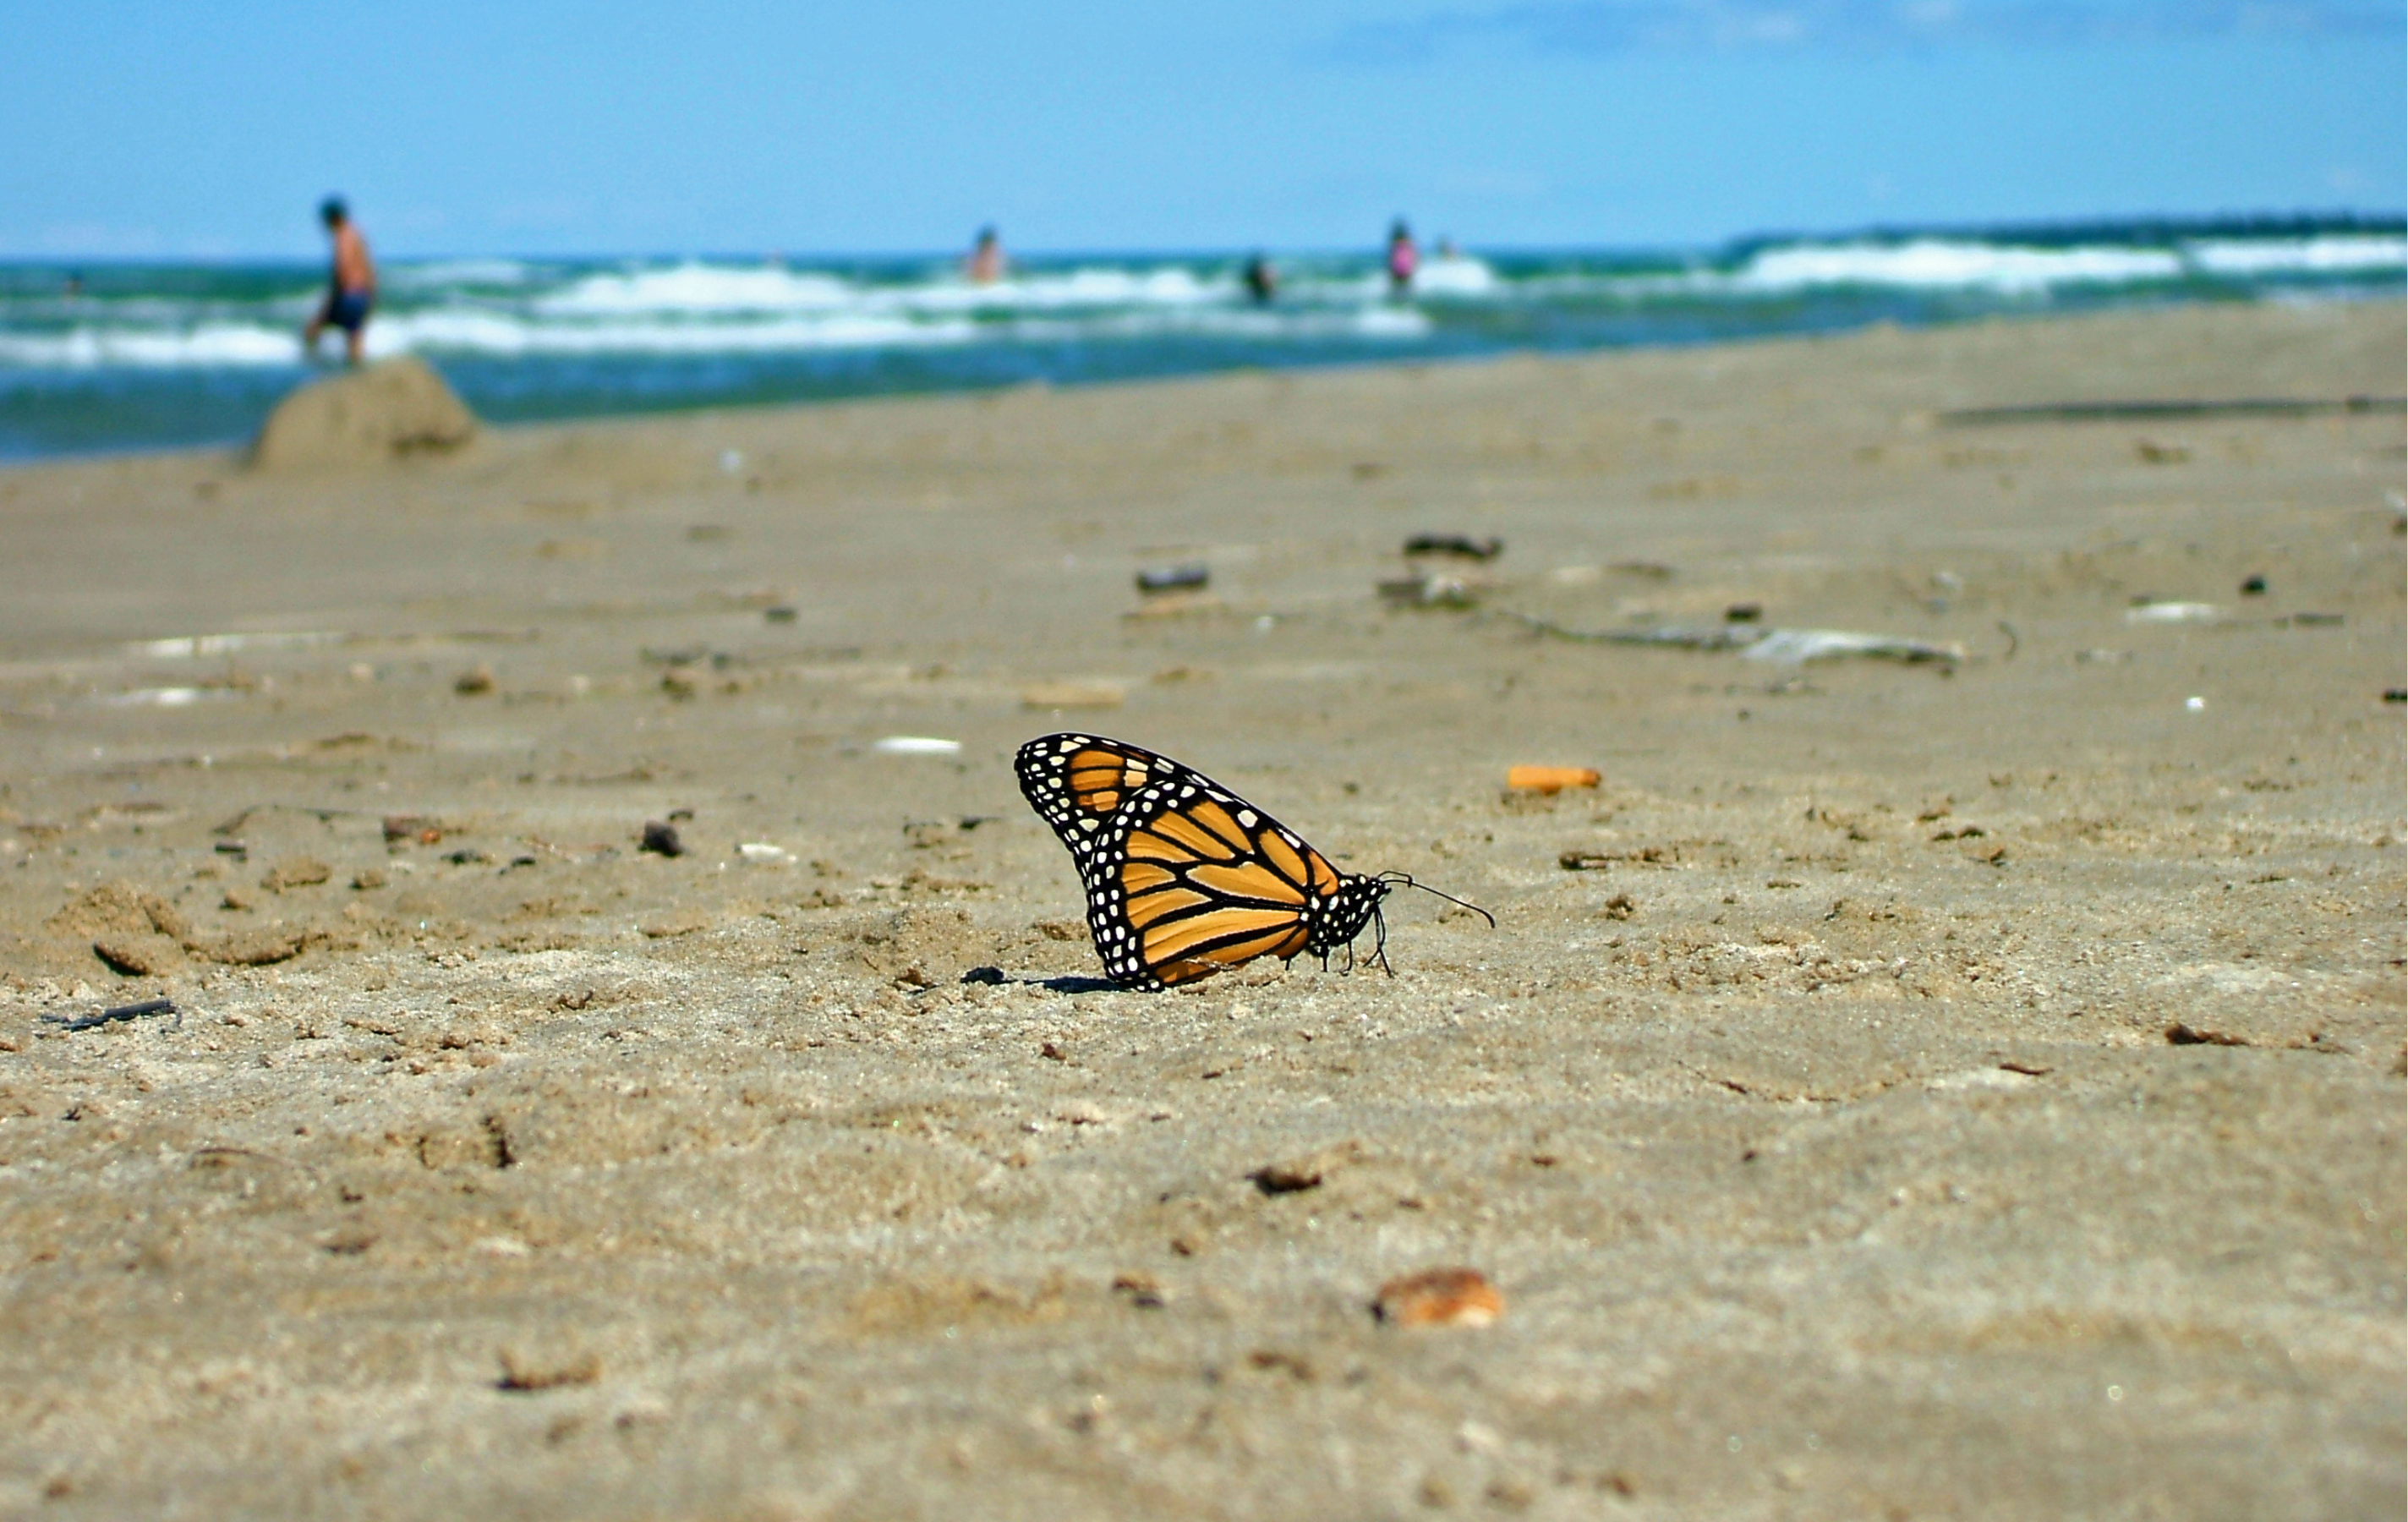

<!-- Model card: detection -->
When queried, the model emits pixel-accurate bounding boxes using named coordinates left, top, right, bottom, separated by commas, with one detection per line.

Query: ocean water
left=2, top=216, right=2400, bottom=461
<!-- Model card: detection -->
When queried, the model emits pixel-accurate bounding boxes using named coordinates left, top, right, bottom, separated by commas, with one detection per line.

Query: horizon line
left=5, top=208, right=2403, bottom=267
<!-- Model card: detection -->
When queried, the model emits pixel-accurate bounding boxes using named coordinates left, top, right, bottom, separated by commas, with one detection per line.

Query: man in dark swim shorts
left=303, top=197, right=377, bottom=364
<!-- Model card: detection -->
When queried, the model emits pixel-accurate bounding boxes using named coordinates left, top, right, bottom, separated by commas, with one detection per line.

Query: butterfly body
left=1015, top=733, right=1393, bottom=990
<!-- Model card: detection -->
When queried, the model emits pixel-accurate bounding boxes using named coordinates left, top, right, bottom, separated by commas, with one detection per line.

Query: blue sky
left=2, top=1, right=2399, bottom=258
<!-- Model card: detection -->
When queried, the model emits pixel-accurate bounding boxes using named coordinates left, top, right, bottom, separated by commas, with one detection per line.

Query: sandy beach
left=0, top=299, right=2400, bottom=1519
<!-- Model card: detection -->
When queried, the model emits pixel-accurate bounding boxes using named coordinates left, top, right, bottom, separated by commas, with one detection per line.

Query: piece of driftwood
left=42, top=998, right=179, bottom=1032
left=1496, top=611, right=1964, bottom=665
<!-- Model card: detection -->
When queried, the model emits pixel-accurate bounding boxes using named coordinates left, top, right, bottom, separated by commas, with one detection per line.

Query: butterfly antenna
left=1376, top=872, right=1497, bottom=929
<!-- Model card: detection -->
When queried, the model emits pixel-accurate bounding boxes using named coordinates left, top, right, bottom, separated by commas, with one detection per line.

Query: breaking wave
left=1, top=214, right=2395, bottom=457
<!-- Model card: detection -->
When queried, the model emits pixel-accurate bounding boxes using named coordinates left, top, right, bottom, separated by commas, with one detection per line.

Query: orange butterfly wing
left=1016, top=733, right=1375, bottom=990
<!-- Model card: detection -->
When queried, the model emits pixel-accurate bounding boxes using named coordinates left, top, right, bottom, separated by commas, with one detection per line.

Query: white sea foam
left=1409, top=255, right=1500, bottom=296
left=0, top=322, right=304, bottom=368
left=1337, top=304, right=1431, bottom=338
left=911, top=265, right=1226, bottom=313
left=538, top=260, right=1233, bottom=320
left=2181, top=235, right=2408, bottom=276
left=539, top=263, right=857, bottom=315
left=1728, top=238, right=2184, bottom=294
left=0, top=295, right=1432, bottom=369
left=372, top=309, right=977, bottom=358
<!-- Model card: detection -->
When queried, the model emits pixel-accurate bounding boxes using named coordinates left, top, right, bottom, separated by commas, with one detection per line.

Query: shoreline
left=6, top=293, right=2403, bottom=482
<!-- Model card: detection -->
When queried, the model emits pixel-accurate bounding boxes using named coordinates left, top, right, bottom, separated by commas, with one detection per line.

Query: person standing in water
left=1386, top=219, right=1419, bottom=295
left=1243, top=252, right=1278, bottom=305
left=302, top=197, right=376, bottom=365
left=966, top=225, right=1007, bottom=284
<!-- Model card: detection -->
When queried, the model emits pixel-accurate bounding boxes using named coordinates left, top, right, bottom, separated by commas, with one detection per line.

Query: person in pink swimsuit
left=1386, top=218, right=1419, bottom=295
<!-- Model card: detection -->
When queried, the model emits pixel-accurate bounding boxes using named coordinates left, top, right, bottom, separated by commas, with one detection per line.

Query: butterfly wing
left=1015, top=733, right=1180, bottom=863
left=1114, top=784, right=1317, bottom=986
left=1016, top=733, right=1350, bottom=989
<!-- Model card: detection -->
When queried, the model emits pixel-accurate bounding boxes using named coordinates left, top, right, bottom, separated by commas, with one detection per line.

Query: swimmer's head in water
left=320, top=197, right=349, bottom=227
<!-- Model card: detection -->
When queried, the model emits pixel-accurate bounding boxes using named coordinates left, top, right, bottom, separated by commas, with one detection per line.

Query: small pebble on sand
left=1374, top=1268, right=1505, bottom=1328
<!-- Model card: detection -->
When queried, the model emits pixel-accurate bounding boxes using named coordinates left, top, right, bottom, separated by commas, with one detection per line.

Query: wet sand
left=0, top=300, right=2401, bottom=1519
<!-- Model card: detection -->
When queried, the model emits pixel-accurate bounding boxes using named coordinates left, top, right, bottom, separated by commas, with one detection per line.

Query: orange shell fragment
left=1506, top=765, right=1601, bottom=794
left=1373, top=1267, right=1505, bottom=1328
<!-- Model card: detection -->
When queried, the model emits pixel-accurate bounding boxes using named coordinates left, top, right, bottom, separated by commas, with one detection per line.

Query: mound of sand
left=249, top=356, right=476, bottom=471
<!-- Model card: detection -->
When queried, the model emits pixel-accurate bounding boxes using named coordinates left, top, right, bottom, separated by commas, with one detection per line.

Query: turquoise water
left=2, top=215, right=2400, bottom=461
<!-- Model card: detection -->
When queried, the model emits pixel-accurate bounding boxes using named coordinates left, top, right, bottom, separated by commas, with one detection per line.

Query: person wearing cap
left=302, top=197, right=376, bottom=364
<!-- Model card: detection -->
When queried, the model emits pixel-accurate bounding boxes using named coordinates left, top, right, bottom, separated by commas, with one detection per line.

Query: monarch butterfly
left=1015, top=732, right=1490, bottom=991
